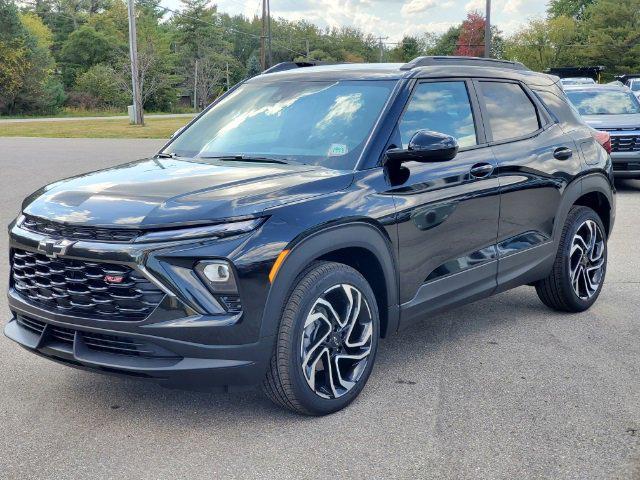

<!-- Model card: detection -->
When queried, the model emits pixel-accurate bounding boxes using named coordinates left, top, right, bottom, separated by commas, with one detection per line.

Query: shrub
left=73, top=64, right=127, bottom=108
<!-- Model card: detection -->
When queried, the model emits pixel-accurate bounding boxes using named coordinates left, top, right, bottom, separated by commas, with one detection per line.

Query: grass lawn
left=0, top=116, right=193, bottom=139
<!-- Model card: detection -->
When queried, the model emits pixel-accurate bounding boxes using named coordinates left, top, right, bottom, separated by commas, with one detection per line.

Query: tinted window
left=533, top=87, right=584, bottom=125
left=399, top=81, right=477, bottom=148
left=479, top=82, right=540, bottom=142
left=565, top=89, right=640, bottom=115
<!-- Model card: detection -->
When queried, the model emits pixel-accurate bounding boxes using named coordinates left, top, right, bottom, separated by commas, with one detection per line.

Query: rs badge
left=104, top=275, right=125, bottom=284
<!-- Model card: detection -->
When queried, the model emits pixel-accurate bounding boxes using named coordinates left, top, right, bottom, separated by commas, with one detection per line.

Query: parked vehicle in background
left=5, top=57, right=616, bottom=415
left=565, top=84, right=640, bottom=178
left=626, top=79, right=640, bottom=100
left=561, top=77, right=597, bottom=87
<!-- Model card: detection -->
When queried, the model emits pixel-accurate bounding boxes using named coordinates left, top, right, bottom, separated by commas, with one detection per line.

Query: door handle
left=470, top=163, right=494, bottom=178
left=553, top=147, right=573, bottom=160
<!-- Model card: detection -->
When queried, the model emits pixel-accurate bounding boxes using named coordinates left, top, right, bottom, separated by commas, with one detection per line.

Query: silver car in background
left=627, top=79, right=640, bottom=100
left=560, top=77, right=596, bottom=87
left=565, top=84, right=640, bottom=178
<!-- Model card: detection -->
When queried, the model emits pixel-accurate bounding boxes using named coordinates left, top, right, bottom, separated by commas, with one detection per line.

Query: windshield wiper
left=156, top=152, right=180, bottom=159
left=199, top=155, right=296, bottom=165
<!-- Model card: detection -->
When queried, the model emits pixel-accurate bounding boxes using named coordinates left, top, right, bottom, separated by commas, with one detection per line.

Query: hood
left=582, top=113, right=640, bottom=130
left=23, top=158, right=353, bottom=229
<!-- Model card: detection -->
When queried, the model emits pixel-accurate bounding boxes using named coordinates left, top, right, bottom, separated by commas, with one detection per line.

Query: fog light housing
left=195, top=260, right=238, bottom=293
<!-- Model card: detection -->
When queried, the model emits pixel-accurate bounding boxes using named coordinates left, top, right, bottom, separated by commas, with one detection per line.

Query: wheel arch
left=554, top=173, right=615, bottom=242
left=259, top=221, right=400, bottom=339
left=575, top=174, right=614, bottom=237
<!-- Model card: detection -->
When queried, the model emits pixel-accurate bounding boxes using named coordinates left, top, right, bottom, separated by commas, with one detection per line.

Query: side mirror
left=385, top=130, right=459, bottom=164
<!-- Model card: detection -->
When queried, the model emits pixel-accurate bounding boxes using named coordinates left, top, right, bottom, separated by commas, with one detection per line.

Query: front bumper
left=5, top=306, right=274, bottom=391
left=611, top=152, right=640, bottom=178
left=4, top=220, right=280, bottom=390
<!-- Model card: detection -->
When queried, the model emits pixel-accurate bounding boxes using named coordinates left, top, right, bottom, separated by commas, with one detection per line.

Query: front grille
left=22, top=215, right=140, bottom=243
left=613, top=161, right=640, bottom=171
left=16, top=315, right=166, bottom=358
left=11, top=249, right=164, bottom=320
left=610, top=135, right=640, bottom=153
left=219, top=295, right=243, bottom=314
left=17, top=315, right=46, bottom=335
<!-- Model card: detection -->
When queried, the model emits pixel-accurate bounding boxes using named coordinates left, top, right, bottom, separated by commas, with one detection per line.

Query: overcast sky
left=159, top=0, right=548, bottom=42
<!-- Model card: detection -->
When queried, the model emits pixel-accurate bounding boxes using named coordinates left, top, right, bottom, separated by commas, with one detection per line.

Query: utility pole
left=126, top=0, right=143, bottom=125
left=484, top=0, right=492, bottom=58
left=226, top=62, right=230, bottom=90
left=378, top=36, right=388, bottom=63
left=267, top=0, right=272, bottom=68
left=193, top=59, right=198, bottom=110
left=305, top=39, right=310, bottom=59
left=260, top=0, right=266, bottom=70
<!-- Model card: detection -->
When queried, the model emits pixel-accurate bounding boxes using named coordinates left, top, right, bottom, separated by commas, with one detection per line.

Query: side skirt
left=399, top=261, right=497, bottom=329
left=494, top=241, right=557, bottom=294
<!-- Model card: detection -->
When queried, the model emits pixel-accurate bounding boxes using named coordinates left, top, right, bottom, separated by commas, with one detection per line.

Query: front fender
left=259, top=221, right=400, bottom=339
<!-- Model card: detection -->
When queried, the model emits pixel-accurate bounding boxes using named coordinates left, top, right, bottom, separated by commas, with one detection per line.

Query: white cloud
left=503, top=0, right=523, bottom=14
left=161, top=0, right=545, bottom=43
left=401, top=0, right=438, bottom=16
left=464, top=0, right=484, bottom=12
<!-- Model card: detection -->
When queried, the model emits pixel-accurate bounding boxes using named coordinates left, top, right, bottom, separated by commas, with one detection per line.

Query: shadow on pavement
left=51, top=287, right=552, bottom=423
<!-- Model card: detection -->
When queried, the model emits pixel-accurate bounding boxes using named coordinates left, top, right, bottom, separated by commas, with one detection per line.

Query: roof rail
left=400, top=56, right=528, bottom=71
left=615, top=73, right=640, bottom=84
left=262, top=61, right=333, bottom=74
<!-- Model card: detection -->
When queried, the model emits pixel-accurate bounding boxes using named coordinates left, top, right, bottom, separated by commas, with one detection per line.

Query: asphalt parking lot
left=1, top=137, right=639, bottom=479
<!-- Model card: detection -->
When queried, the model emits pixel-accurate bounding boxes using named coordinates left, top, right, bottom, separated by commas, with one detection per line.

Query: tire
left=262, top=261, right=380, bottom=415
left=535, top=206, right=608, bottom=312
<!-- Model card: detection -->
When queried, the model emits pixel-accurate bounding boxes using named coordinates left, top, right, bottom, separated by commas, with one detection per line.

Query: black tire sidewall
left=285, top=265, right=380, bottom=415
left=559, top=207, right=608, bottom=311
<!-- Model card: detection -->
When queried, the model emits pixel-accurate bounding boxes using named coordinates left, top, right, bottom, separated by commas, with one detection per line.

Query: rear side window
left=399, top=81, right=478, bottom=148
left=478, top=82, right=540, bottom=142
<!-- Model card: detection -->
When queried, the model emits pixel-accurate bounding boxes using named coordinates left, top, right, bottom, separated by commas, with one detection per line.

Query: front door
left=389, top=79, right=501, bottom=325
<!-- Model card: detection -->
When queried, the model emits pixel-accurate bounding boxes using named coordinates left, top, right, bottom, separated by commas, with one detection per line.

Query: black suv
left=5, top=57, right=616, bottom=415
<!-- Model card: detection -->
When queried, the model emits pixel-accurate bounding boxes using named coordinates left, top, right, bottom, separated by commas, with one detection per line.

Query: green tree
left=173, top=0, right=236, bottom=108
left=0, top=0, right=29, bottom=111
left=74, top=63, right=126, bottom=107
left=547, top=0, right=595, bottom=19
left=390, top=36, right=423, bottom=62
left=504, top=16, right=581, bottom=71
left=246, top=54, right=261, bottom=77
left=60, top=25, right=120, bottom=86
left=0, top=0, right=64, bottom=114
left=580, top=0, right=640, bottom=75
left=430, top=26, right=461, bottom=56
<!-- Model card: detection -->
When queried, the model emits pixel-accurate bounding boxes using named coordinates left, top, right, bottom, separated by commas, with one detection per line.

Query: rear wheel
left=536, top=206, right=607, bottom=312
left=262, top=261, right=379, bottom=415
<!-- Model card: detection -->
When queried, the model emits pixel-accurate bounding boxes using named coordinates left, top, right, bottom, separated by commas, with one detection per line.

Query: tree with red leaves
left=455, top=11, right=486, bottom=57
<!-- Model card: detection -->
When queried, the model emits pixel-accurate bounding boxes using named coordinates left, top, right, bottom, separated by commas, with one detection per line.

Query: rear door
left=390, top=79, right=501, bottom=324
left=475, top=79, right=583, bottom=290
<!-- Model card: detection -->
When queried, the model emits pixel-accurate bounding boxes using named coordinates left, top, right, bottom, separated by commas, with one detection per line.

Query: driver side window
left=399, top=81, right=478, bottom=149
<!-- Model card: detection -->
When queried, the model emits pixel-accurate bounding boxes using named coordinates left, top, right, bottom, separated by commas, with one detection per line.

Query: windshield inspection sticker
left=328, top=144, right=348, bottom=156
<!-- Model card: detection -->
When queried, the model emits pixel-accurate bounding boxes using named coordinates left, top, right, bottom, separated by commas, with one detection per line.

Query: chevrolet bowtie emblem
left=37, top=238, right=75, bottom=259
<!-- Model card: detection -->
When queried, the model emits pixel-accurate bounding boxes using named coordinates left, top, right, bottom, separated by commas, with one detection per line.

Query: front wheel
left=262, top=261, right=379, bottom=415
left=536, top=206, right=608, bottom=312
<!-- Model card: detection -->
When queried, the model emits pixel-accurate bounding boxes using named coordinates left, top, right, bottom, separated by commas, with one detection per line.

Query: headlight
left=135, top=217, right=265, bottom=243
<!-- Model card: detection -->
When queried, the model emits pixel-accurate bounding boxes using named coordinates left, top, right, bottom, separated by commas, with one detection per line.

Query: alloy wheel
left=569, top=219, right=605, bottom=300
left=300, top=284, right=373, bottom=399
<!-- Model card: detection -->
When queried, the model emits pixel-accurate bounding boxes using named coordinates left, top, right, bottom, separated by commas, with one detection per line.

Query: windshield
left=629, top=81, right=640, bottom=92
left=164, top=80, right=396, bottom=170
left=562, top=78, right=595, bottom=85
left=566, top=89, right=640, bottom=115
